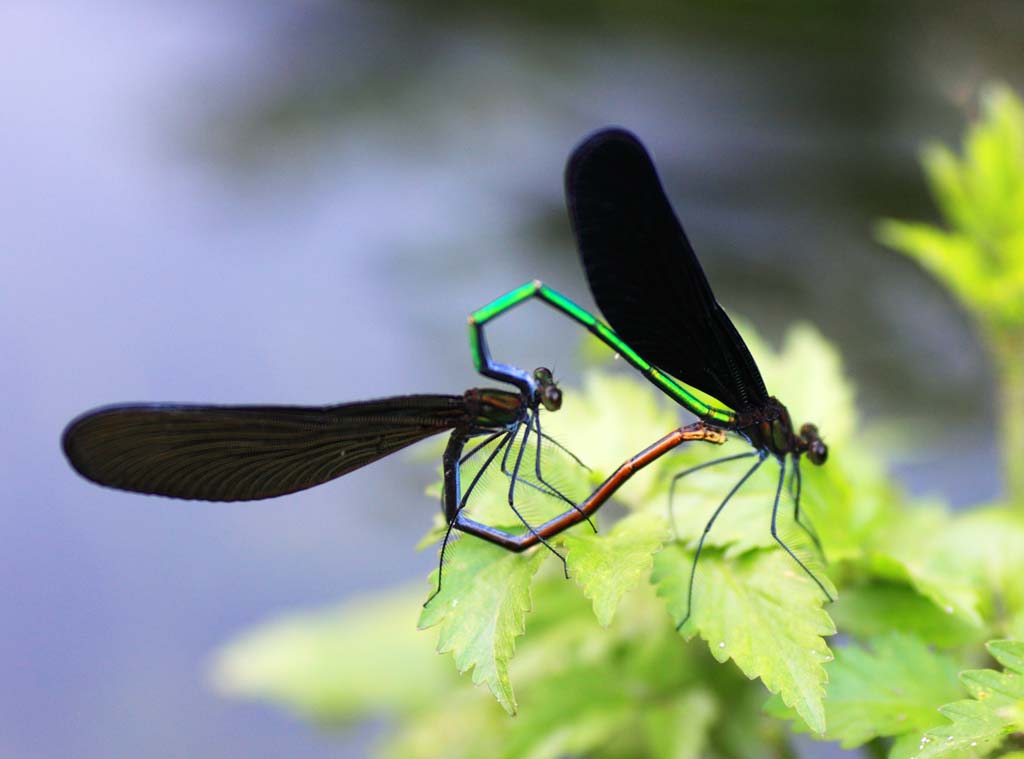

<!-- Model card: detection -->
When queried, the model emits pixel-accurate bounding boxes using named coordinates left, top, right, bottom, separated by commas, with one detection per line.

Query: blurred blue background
left=3, top=2, right=1024, bottom=757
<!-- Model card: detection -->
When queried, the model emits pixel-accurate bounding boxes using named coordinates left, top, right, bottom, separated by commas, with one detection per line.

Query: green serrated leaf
left=652, top=543, right=835, bottom=734
left=892, top=638, right=1024, bottom=759
left=898, top=702, right=1007, bottom=759
left=418, top=537, right=546, bottom=715
left=890, top=731, right=926, bottom=759
left=989, top=639, right=1024, bottom=674
left=765, top=633, right=962, bottom=749
left=380, top=575, right=726, bottom=759
left=563, top=511, right=669, bottom=627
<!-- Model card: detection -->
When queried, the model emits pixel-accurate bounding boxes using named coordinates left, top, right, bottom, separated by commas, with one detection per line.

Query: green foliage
left=654, top=544, right=835, bottom=733
left=878, top=84, right=1024, bottom=333
left=563, top=511, right=669, bottom=627
left=879, top=83, right=1024, bottom=506
left=890, top=640, right=1024, bottom=759
left=212, top=85, right=1024, bottom=758
left=829, top=583, right=982, bottom=649
left=418, top=538, right=546, bottom=714
left=212, top=313, right=1024, bottom=755
left=765, top=633, right=963, bottom=749
left=414, top=323, right=853, bottom=735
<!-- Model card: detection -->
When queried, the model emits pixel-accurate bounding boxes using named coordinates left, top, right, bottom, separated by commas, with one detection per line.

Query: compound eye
left=541, top=385, right=562, bottom=412
left=534, top=367, right=553, bottom=384
left=808, top=440, right=828, bottom=466
left=800, top=423, right=819, bottom=439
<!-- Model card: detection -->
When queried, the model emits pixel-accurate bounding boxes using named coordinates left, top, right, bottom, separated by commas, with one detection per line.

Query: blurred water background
left=3, top=1, right=1024, bottom=757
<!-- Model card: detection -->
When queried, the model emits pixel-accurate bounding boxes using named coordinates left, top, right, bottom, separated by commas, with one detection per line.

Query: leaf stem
left=992, top=329, right=1024, bottom=508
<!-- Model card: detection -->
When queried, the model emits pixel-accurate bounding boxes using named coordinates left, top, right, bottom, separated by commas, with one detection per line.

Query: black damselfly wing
left=62, top=395, right=468, bottom=501
left=565, top=127, right=770, bottom=412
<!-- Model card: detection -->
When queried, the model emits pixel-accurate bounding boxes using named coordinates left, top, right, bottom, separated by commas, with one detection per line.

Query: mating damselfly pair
left=62, top=128, right=832, bottom=626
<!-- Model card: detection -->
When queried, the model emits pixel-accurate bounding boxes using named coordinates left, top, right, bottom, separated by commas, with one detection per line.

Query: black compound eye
left=808, top=440, right=828, bottom=466
left=541, top=386, right=562, bottom=411
left=800, top=423, right=819, bottom=438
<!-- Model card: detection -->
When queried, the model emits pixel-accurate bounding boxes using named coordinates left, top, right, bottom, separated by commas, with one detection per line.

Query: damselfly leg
left=770, top=457, right=834, bottom=603
left=789, top=456, right=824, bottom=555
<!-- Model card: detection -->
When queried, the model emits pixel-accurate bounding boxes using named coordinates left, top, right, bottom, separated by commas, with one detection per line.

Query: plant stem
left=992, top=330, right=1024, bottom=508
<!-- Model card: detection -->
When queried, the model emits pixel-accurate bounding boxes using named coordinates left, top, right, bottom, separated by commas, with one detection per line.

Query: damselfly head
left=533, top=367, right=563, bottom=412
left=799, top=423, right=828, bottom=466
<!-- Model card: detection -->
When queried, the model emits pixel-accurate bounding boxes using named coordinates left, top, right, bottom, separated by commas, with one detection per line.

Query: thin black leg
left=789, top=455, right=824, bottom=555
left=495, top=416, right=573, bottom=504
left=538, top=430, right=590, bottom=471
left=459, top=430, right=505, bottom=466
left=677, top=453, right=766, bottom=630
left=426, top=431, right=513, bottom=607
left=499, top=418, right=522, bottom=486
left=531, top=412, right=597, bottom=533
left=668, top=451, right=757, bottom=539
left=496, top=418, right=566, bottom=497
left=496, top=421, right=560, bottom=501
left=507, top=415, right=568, bottom=576
left=499, top=461, right=561, bottom=499
left=460, top=433, right=513, bottom=513
left=770, top=456, right=834, bottom=603
left=424, top=517, right=462, bottom=607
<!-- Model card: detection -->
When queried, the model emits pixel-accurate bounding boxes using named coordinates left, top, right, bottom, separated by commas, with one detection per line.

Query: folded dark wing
left=565, top=127, right=769, bottom=412
left=62, top=395, right=467, bottom=501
